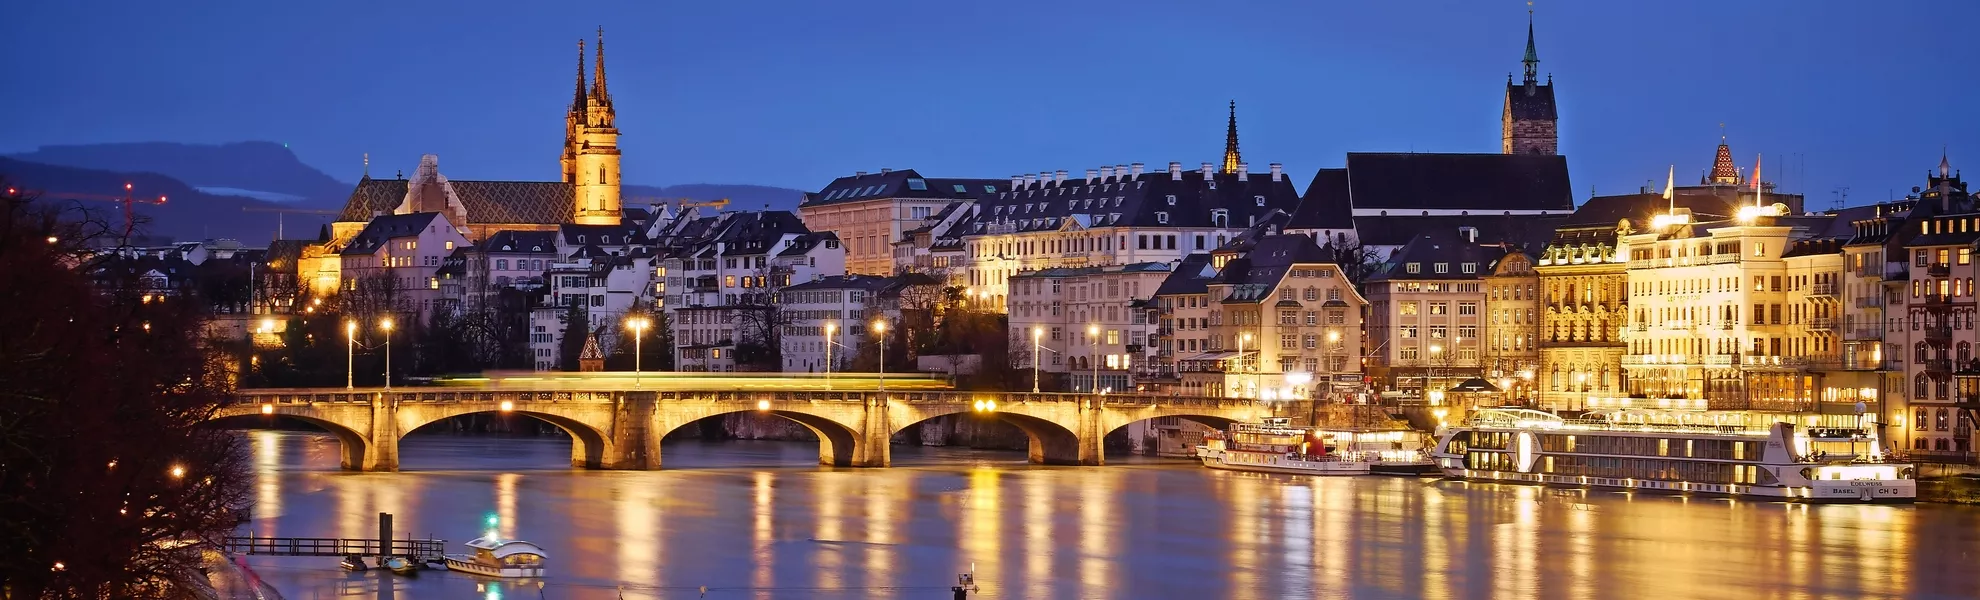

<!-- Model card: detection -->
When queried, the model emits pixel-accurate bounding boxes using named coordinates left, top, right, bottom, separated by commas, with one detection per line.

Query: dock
left=221, top=536, right=446, bottom=563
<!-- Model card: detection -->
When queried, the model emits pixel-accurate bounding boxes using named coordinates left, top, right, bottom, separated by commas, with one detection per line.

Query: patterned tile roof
left=339, top=176, right=575, bottom=225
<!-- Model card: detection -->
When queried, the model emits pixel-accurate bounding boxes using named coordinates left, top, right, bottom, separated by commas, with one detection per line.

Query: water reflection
left=238, top=431, right=1977, bottom=600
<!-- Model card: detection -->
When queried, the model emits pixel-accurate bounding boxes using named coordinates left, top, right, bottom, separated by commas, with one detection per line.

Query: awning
left=1447, top=377, right=1502, bottom=393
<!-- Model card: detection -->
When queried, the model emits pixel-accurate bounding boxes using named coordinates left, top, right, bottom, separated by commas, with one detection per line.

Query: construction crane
left=44, top=182, right=168, bottom=244
left=242, top=205, right=341, bottom=240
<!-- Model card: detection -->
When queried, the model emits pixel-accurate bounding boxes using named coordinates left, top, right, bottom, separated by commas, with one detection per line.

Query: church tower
left=1501, top=11, right=1558, bottom=156
left=1221, top=100, right=1242, bottom=173
left=570, top=27, right=623, bottom=225
left=1703, top=135, right=1742, bottom=186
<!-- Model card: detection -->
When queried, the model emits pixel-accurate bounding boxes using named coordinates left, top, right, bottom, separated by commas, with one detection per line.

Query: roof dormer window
left=1405, top=263, right=1421, bottom=274
left=1156, top=212, right=1169, bottom=224
left=1434, top=263, right=1449, bottom=273
left=1254, top=195, right=1266, bottom=207
left=1166, top=194, right=1177, bottom=206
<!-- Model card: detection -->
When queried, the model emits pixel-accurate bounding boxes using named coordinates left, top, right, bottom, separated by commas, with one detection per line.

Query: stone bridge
left=213, top=387, right=1278, bottom=471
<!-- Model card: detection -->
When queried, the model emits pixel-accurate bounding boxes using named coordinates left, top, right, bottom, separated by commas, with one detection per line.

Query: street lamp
left=626, top=316, right=650, bottom=388
left=824, top=321, right=837, bottom=389
left=345, top=321, right=356, bottom=389
left=381, top=318, right=394, bottom=390
left=1031, top=326, right=1043, bottom=393
left=1088, top=324, right=1100, bottom=394
left=1429, top=343, right=1443, bottom=402
left=872, top=319, right=887, bottom=391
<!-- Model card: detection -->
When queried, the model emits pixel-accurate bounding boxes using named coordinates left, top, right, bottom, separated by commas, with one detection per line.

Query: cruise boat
left=1429, top=408, right=1915, bottom=502
left=442, top=537, right=548, bottom=578
left=1199, top=419, right=1434, bottom=476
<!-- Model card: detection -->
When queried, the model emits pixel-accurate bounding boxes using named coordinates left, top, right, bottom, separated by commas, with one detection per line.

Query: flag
left=1663, top=164, right=1675, bottom=212
left=1752, top=154, right=1764, bottom=207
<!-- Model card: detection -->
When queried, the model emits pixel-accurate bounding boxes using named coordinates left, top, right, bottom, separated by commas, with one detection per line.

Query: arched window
left=1961, top=342, right=1973, bottom=364
left=1917, top=342, right=1930, bottom=363
left=1916, top=374, right=1930, bottom=398
left=1936, top=378, right=1951, bottom=400
left=1938, top=408, right=1952, bottom=431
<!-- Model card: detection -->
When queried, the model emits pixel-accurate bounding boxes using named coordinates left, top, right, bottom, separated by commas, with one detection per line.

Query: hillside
left=0, top=157, right=319, bottom=246
left=8, top=142, right=351, bottom=206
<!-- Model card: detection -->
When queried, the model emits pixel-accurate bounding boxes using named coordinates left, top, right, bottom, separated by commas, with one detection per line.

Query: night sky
left=3, top=0, right=1974, bottom=204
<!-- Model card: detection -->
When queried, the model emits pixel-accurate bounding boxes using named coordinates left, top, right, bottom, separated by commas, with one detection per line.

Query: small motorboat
left=382, top=556, right=419, bottom=576
left=339, top=555, right=367, bottom=572
left=443, top=536, right=547, bottom=579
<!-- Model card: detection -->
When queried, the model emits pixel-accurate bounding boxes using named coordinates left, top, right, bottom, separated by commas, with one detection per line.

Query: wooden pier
left=221, top=536, right=446, bottom=563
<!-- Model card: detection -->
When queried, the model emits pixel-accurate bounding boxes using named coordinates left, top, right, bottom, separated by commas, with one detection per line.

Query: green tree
left=556, top=302, right=589, bottom=371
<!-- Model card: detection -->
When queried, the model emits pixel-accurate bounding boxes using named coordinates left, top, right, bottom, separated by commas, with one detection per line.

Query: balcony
left=1807, top=318, right=1835, bottom=332
left=1708, top=253, right=1739, bottom=265
left=1924, top=294, right=1953, bottom=310
left=1846, top=327, right=1885, bottom=341
left=1926, top=359, right=1952, bottom=373
left=1855, top=296, right=1884, bottom=309
left=1632, top=323, right=1648, bottom=332
left=1807, top=283, right=1837, bottom=299
left=1704, top=354, right=1737, bottom=366
left=1721, top=321, right=1736, bottom=331
left=1929, top=263, right=1952, bottom=277
left=1927, top=325, right=1952, bottom=344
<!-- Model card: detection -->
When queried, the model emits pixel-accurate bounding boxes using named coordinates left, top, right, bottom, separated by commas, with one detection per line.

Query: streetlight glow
left=170, top=465, right=185, bottom=478
left=626, top=316, right=650, bottom=388
left=261, top=403, right=274, bottom=415
left=757, top=399, right=771, bottom=411
left=499, top=400, right=514, bottom=412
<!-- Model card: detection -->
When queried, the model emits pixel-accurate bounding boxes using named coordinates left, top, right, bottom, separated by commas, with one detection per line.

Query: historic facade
left=1502, top=14, right=1558, bottom=156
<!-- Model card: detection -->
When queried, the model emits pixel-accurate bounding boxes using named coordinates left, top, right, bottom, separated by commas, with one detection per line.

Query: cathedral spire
left=1221, top=100, right=1242, bottom=174
left=1942, top=146, right=1952, bottom=179
left=572, top=38, right=588, bottom=112
left=591, top=27, right=610, bottom=105
left=1521, top=7, right=1539, bottom=86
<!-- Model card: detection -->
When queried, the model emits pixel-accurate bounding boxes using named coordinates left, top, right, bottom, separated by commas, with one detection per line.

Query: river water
left=237, top=429, right=1980, bottom=600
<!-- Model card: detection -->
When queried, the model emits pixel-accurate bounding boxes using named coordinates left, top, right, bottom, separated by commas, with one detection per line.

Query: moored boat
left=382, top=556, right=418, bottom=576
left=1428, top=408, right=1916, bottom=502
left=443, top=536, right=548, bottom=578
left=1199, top=419, right=1432, bottom=476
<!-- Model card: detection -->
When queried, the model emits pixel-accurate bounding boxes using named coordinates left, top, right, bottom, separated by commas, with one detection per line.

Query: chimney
left=879, top=167, right=891, bottom=174
left=1269, top=163, right=1283, bottom=182
left=1236, top=163, right=1249, bottom=179
left=1100, top=166, right=1115, bottom=181
left=1459, top=226, right=1479, bottom=244
left=1085, top=169, right=1098, bottom=184
left=1040, top=171, right=1053, bottom=187
left=1055, top=170, right=1068, bottom=184
left=855, top=171, right=867, bottom=177
left=1130, top=162, right=1144, bottom=179
left=1169, top=161, right=1183, bottom=178
left=1024, top=173, right=1038, bottom=188
left=1011, top=175, right=1024, bottom=189
left=1117, top=165, right=1130, bottom=181
left=1201, top=163, right=1214, bottom=177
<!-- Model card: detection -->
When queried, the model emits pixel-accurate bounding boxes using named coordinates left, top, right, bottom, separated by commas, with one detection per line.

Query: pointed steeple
left=572, top=38, right=588, bottom=112
left=591, top=27, right=610, bottom=105
left=1707, top=134, right=1740, bottom=186
left=1942, top=146, right=1952, bottom=179
left=1221, top=100, right=1242, bottom=174
left=1521, top=8, right=1539, bottom=86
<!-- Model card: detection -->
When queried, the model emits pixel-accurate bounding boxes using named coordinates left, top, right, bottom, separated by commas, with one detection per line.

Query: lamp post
left=626, top=316, right=650, bottom=388
left=873, top=319, right=887, bottom=391
left=1429, top=343, right=1444, bottom=404
left=1087, top=324, right=1100, bottom=394
left=1325, top=329, right=1341, bottom=403
left=381, top=318, right=394, bottom=390
left=824, top=321, right=837, bottom=390
left=345, top=320, right=356, bottom=389
left=1031, top=326, right=1043, bottom=393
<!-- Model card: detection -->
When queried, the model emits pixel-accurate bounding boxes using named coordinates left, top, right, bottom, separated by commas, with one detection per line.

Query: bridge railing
left=221, top=536, right=446, bottom=560
left=230, top=387, right=1262, bottom=409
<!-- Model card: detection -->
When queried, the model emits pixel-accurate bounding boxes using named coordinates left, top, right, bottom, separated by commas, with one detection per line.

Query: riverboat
left=1429, top=408, right=1915, bottom=502
left=1199, top=420, right=1433, bottom=476
left=382, top=556, right=418, bottom=576
left=442, top=537, right=548, bottom=578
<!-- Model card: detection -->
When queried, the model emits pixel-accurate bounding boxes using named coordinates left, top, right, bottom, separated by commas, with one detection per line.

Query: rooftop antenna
left=1832, top=186, right=1849, bottom=211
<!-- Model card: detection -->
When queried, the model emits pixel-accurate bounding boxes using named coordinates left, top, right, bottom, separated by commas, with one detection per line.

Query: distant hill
left=625, top=183, right=805, bottom=213
left=8, top=142, right=351, bottom=207
left=0, top=157, right=314, bottom=246
left=3, top=141, right=811, bottom=243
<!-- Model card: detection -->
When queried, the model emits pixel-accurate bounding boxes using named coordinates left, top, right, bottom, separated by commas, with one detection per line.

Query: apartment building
left=1365, top=228, right=1492, bottom=400
left=798, top=169, right=1002, bottom=276
left=1187, top=234, right=1366, bottom=400
left=335, top=211, right=471, bottom=319
left=1149, top=254, right=1219, bottom=393
left=777, top=275, right=895, bottom=374
left=1483, top=247, right=1542, bottom=403
left=1902, top=162, right=1978, bottom=454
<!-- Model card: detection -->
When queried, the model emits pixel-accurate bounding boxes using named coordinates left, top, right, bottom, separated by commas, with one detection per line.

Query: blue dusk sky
left=2, top=0, right=1975, bottom=204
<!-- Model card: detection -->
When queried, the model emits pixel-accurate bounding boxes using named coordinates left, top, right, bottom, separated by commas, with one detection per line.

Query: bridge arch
left=396, top=404, right=615, bottom=469
left=653, top=405, right=868, bottom=468
left=208, top=410, right=373, bottom=471
left=889, top=405, right=1086, bottom=465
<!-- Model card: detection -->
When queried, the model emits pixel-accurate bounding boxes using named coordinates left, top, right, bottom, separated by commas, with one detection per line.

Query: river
left=237, top=429, right=1980, bottom=599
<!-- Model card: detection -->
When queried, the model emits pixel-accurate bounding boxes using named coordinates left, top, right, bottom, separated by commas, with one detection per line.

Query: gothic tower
left=562, top=39, right=587, bottom=185
left=1703, top=135, right=1742, bottom=186
left=1501, top=12, right=1558, bottom=156
left=570, top=27, right=622, bottom=225
left=1221, top=100, right=1242, bottom=173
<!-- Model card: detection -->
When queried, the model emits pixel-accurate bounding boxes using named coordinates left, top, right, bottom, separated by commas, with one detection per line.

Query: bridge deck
left=222, top=536, right=446, bottom=561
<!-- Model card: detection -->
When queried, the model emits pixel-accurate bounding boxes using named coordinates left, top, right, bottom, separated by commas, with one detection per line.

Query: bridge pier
left=366, top=395, right=401, bottom=472
left=603, top=393, right=660, bottom=470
